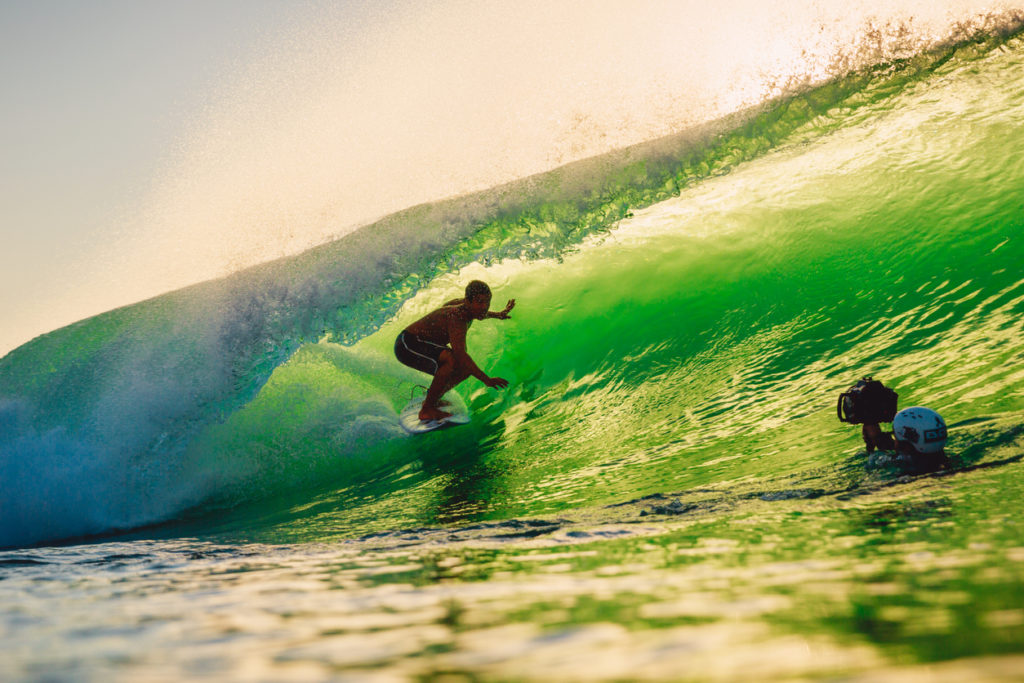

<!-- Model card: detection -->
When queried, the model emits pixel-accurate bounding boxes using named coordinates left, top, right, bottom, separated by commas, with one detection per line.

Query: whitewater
left=3, top=5, right=1024, bottom=681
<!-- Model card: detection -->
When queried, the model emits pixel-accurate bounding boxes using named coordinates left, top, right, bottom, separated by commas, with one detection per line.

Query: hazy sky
left=1, top=0, right=1015, bottom=356
left=1, top=1, right=320, bottom=353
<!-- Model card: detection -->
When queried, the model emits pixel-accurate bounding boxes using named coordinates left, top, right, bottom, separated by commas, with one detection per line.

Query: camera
left=837, top=377, right=898, bottom=425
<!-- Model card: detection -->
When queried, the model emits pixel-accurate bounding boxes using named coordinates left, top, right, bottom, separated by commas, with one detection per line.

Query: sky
left=1, top=0, right=1016, bottom=357
left=0, top=0, right=323, bottom=354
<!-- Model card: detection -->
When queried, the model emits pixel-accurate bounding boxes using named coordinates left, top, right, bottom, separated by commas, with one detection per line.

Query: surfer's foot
left=419, top=406, right=452, bottom=422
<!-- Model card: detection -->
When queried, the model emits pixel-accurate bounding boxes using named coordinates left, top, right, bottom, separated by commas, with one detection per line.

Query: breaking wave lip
left=3, top=15, right=1024, bottom=550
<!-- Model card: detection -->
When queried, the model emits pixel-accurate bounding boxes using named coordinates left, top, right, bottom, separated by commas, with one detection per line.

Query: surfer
left=394, top=280, right=514, bottom=421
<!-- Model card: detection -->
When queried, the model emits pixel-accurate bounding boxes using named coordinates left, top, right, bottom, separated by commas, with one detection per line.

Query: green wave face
left=7, top=23, right=1024, bottom=683
left=185, top=34, right=1024, bottom=542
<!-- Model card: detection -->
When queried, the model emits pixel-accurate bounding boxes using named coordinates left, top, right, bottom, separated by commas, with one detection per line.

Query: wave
left=3, top=17, right=1024, bottom=549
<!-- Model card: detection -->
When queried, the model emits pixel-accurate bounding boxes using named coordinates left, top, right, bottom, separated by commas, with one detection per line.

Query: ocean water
left=3, top=19, right=1024, bottom=682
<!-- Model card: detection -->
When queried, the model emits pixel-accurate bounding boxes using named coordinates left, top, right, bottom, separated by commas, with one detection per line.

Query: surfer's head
left=464, top=280, right=492, bottom=319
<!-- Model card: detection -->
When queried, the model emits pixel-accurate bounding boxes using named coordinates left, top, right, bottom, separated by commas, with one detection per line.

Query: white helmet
left=892, top=407, right=948, bottom=454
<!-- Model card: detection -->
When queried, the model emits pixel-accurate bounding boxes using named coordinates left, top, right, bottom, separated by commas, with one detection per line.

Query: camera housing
left=837, top=377, right=898, bottom=424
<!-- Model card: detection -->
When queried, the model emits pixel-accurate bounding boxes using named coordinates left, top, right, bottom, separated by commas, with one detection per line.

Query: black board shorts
left=394, top=331, right=448, bottom=376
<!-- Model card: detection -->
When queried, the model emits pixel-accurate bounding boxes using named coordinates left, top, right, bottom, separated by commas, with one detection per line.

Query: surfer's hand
left=496, top=299, right=515, bottom=319
left=485, top=376, right=509, bottom=389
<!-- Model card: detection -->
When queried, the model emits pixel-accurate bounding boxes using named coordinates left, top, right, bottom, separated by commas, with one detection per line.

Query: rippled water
left=3, top=23, right=1024, bottom=683
left=5, top=449, right=1024, bottom=680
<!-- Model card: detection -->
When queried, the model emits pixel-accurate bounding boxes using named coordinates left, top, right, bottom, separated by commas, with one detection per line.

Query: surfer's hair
left=465, top=280, right=491, bottom=301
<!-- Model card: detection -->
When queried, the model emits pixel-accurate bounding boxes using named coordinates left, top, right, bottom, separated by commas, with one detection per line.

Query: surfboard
left=399, top=396, right=471, bottom=434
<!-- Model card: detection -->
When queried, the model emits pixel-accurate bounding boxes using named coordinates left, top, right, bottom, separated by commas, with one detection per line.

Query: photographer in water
left=837, top=377, right=899, bottom=453
left=838, top=376, right=950, bottom=466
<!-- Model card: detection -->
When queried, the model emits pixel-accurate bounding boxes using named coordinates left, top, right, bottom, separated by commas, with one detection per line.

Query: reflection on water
left=4, top=26, right=1024, bottom=683
left=4, top=452, right=1024, bottom=681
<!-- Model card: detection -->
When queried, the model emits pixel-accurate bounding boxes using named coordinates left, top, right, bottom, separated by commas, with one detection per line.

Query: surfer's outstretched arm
left=485, top=299, right=516, bottom=320
left=448, top=325, right=506, bottom=388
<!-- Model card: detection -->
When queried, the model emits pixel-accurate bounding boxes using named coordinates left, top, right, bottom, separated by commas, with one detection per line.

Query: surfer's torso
left=403, top=299, right=473, bottom=346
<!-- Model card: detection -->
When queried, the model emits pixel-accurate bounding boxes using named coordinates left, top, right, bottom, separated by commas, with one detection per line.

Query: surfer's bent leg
left=421, top=350, right=457, bottom=421
left=394, top=331, right=446, bottom=376
left=395, top=331, right=456, bottom=421
left=442, top=362, right=473, bottom=394
left=422, top=352, right=475, bottom=420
